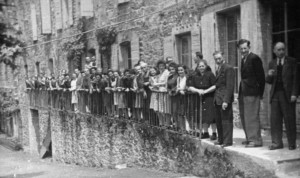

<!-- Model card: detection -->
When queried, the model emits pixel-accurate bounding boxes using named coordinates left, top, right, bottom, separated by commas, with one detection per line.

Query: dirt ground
left=0, top=145, right=189, bottom=178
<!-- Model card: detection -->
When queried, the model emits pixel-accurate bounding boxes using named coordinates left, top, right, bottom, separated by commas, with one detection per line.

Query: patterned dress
left=157, top=69, right=169, bottom=113
left=186, top=70, right=216, bottom=124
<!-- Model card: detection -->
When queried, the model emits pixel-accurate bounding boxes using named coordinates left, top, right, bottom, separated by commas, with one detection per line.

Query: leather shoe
left=269, top=144, right=283, bottom=150
left=245, top=142, right=262, bottom=148
left=221, top=143, right=232, bottom=148
left=201, top=132, right=210, bottom=139
left=289, top=145, right=296, bottom=150
left=210, top=133, right=217, bottom=141
left=214, top=141, right=223, bottom=145
left=242, top=140, right=249, bottom=145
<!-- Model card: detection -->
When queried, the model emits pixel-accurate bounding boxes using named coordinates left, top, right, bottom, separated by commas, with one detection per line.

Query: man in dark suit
left=213, top=51, right=235, bottom=147
left=238, top=39, right=265, bottom=148
left=266, top=42, right=298, bottom=150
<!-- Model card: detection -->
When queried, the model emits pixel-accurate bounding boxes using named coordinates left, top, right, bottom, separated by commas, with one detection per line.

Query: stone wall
left=41, top=109, right=273, bottom=177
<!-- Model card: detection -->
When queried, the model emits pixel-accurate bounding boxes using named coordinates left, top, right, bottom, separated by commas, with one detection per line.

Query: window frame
left=176, top=32, right=192, bottom=68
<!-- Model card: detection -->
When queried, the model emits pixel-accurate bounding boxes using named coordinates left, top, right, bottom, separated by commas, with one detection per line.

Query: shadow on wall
left=30, top=109, right=40, bottom=154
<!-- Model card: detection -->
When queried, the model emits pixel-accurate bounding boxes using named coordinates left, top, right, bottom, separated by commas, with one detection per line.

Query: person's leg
left=214, top=105, right=223, bottom=144
left=243, top=96, right=262, bottom=146
left=221, top=103, right=233, bottom=145
left=270, top=91, right=284, bottom=148
left=280, top=92, right=297, bottom=148
left=238, top=94, right=248, bottom=143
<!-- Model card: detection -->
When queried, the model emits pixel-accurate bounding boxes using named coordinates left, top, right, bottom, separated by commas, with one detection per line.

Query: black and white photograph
left=0, top=0, right=299, bottom=177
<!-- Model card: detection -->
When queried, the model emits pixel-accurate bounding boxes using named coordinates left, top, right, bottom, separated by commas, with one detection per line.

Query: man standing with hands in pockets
left=266, top=42, right=298, bottom=150
left=238, top=39, right=265, bottom=148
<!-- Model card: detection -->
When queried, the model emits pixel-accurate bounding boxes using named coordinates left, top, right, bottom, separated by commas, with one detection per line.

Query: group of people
left=25, top=39, right=298, bottom=150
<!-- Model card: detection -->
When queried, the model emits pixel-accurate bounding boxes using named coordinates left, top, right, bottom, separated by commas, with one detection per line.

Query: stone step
left=201, top=128, right=300, bottom=178
left=276, top=159, right=300, bottom=177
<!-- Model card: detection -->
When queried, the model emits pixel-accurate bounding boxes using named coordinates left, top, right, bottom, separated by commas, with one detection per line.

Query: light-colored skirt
left=71, top=91, right=78, bottom=104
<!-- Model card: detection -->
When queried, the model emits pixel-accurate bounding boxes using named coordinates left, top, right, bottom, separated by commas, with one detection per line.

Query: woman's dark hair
left=123, top=69, right=130, bottom=74
left=107, top=69, right=113, bottom=74
left=168, top=62, right=178, bottom=72
left=149, top=66, right=158, bottom=76
left=156, top=59, right=166, bottom=69
left=129, top=69, right=136, bottom=75
left=177, top=64, right=188, bottom=74
left=113, top=70, right=121, bottom=76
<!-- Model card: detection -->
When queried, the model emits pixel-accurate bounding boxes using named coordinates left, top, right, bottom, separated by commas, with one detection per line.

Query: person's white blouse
left=177, top=76, right=186, bottom=91
left=70, top=79, right=77, bottom=91
left=157, top=69, right=169, bottom=90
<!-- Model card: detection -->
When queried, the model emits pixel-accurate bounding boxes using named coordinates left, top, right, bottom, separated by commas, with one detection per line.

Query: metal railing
left=27, top=89, right=203, bottom=137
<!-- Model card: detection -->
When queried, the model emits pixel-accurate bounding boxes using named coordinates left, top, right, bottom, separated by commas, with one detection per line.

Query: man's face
left=75, top=69, right=79, bottom=74
left=239, top=42, right=250, bottom=56
left=214, top=53, right=224, bottom=65
left=273, top=43, right=285, bottom=59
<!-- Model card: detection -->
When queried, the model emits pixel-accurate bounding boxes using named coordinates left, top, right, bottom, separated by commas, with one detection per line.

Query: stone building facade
left=0, top=0, right=300, bottom=176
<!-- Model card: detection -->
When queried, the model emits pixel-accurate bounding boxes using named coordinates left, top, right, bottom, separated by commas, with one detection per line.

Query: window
left=48, top=58, right=54, bottom=74
left=272, top=0, right=300, bottom=60
left=272, top=0, right=300, bottom=93
left=35, top=62, right=40, bottom=76
left=176, top=33, right=192, bottom=68
left=217, top=8, right=241, bottom=93
left=117, top=2, right=130, bottom=22
left=120, top=41, right=132, bottom=69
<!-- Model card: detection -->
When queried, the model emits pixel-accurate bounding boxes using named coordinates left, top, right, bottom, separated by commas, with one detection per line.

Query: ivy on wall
left=61, top=18, right=87, bottom=69
left=0, top=3, right=24, bottom=70
left=96, top=27, right=117, bottom=70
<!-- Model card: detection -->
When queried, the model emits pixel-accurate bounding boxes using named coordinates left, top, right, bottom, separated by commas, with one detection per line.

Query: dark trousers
left=215, top=103, right=233, bottom=144
left=271, top=90, right=296, bottom=147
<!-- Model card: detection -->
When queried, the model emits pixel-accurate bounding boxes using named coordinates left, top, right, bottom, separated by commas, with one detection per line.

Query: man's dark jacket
left=214, top=63, right=235, bottom=105
left=265, top=56, right=299, bottom=103
left=239, top=52, right=265, bottom=98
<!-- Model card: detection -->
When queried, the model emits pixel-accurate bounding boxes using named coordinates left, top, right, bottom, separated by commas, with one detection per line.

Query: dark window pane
left=272, top=2, right=285, bottom=32
left=288, top=30, right=300, bottom=60
left=287, top=30, right=300, bottom=95
left=227, top=15, right=237, bottom=41
left=287, top=0, right=300, bottom=30
left=182, top=54, right=189, bottom=67
left=182, top=37, right=189, bottom=54
left=228, top=41, right=238, bottom=67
